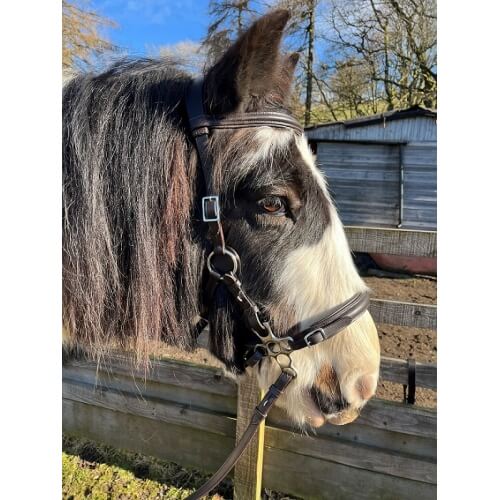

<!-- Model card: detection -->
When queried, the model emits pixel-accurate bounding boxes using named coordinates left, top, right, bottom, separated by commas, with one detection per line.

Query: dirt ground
left=159, top=275, right=437, bottom=409
left=364, top=276, right=437, bottom=408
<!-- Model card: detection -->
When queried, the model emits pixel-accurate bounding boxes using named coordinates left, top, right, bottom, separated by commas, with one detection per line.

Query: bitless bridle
left=185, top=78, right=371, bottom=499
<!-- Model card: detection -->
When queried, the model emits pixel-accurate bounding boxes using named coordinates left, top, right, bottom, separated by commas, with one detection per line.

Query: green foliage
left=62, top=434, right=229, bottom=499
left=63, top=453, right=169, bottom=499
left=62, top=0, right=117, bottom=73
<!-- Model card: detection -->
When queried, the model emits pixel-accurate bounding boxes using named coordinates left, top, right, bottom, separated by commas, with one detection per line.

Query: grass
left=62, top=434, right=230, bottom=499
left=62, top=435, right=300, bottom=499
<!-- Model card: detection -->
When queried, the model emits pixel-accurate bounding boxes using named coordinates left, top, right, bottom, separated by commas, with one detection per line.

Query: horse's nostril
left=335, top=397, right=349, bottom=411
left=310, top=386, right=348, bottom=415
left=356, top=374, right=377, bottom=401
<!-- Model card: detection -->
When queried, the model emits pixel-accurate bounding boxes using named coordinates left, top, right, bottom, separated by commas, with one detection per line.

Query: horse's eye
left=258, top=196, right=286, bottom=215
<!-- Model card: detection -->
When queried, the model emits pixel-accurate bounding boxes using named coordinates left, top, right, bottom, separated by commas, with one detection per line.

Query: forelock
left=210, top=127, right=295, bottom=193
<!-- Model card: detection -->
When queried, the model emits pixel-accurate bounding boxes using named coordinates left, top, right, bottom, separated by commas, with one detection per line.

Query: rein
left=185, top=78, right=370, bottom=499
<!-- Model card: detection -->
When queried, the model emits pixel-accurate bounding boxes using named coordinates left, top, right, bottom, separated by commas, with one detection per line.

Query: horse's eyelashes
left=258, top=195, right=287, bottom=215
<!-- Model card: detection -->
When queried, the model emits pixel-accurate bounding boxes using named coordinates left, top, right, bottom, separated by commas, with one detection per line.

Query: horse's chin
left=305, top=413, right=326, bottom=428
left=303, top=406, right=361, bottom=428
left=303, top=409, right=360, bottom=428
left=283, top=391, right=364, bottom=429
left=326, top=410, right=360, bottom=426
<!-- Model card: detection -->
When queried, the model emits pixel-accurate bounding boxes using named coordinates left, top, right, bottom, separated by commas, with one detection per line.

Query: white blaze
left=253, top=133, right=379, bottom=427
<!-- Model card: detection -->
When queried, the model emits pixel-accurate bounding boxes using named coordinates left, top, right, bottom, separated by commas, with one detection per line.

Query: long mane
left=63, top=59, right=203, bottom=363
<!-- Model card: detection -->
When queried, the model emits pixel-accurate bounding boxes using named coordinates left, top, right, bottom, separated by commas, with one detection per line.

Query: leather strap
left=287, top=291, right=371, bottom=350
left=189, top=112, right=303, bottom=134
left=404, top=358, right=416, bottom=404
left=187, top=78, right=303, bottom=138
left=186, top=371, right=294, bottom=500
left=202, top=269, right=371, bottom=363
left=185, top=79, right=213, bottom=193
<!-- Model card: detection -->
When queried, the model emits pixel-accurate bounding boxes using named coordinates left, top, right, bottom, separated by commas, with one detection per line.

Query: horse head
left=62, top=9, right=380, bottom=429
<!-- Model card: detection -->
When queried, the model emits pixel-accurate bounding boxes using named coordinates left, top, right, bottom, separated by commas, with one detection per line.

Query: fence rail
left=369, top=298, right=436, bottom=329
left=62, top=226, right=437, bottom=499
left=63, top=354, right=437, bottom=499
left=380, top=357, right=436, bottom=390
left=345, top=226, right=437, bottom=257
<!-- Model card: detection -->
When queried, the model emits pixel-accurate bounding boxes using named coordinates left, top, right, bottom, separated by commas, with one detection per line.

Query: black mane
left=63, top=59, right=203, bottom=362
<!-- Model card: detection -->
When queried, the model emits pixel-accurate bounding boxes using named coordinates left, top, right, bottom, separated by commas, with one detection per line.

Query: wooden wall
left=307, top=115, right=437, bottom=230
left=317, top=142, right=401, bottom=227
left=401, top=143, right=437, bottom=229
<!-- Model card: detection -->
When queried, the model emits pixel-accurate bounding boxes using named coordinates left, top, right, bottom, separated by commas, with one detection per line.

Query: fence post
left=233, top=370, right=265, bottom=500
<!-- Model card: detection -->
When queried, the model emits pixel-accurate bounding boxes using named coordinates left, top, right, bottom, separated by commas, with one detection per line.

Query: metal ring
left=281, top=366, right=297, bottom=378
left=275, top=353, right=293, bottom=370
left=206, top=248, right=239, bottom=279
left=253, top=320, right=273, bottom=342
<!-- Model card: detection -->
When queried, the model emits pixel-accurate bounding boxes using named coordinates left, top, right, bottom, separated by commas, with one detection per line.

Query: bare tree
left=62, top=0, right=117, bottom=74
left=202, top=1, right=259, bottom=63
left=199, top=0, right=436, bottom=123
left=324, top=0, right=436, bottom=111
left=270, top=0, right=320, bottom=125
left=330, top=58, right=373, bottom=118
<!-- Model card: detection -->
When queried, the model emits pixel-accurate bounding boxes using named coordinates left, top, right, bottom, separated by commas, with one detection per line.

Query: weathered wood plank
left=234, top=371, right=265, bottom=500
left=357, top=399, right=436, bottom=439
left=267, top=398, right=437, bottom=438
left=265, top=426, right=436, bottom=483
left=345, top=226, right=437, bottom=257
left=267, top=405, right=436, bottom=461
left=63, top=378, right=236, bottom=437
left=65, top=357, right=436, bottom=438
left=370, top=299, right=437, bottom=329
left=63, top=362, right=237, bottom=414
left=313, top=421, right=436, bottom=460
left=63, top=353, right=237, bottom=397
left=64, top=356, right=437, bottom=450
left=380, top=357, right=437, bottom=390
left=63, top=399, right=235, bottom=478
left=263, top=447, right=436, bottom=500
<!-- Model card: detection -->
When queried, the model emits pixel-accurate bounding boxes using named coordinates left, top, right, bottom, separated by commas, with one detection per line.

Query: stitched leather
left=185, top=371, right=294, bottom=500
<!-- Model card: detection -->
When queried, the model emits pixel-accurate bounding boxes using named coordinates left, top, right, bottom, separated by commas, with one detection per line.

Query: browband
left=187, top=79, right=303, bottom=138
left=189, top=112, right=304, bottom=135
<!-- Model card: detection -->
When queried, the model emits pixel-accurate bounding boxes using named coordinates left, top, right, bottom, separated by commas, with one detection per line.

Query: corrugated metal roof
left=305, top=106, right=437, bottom=131
left=306, top=116, right=436, bottom=143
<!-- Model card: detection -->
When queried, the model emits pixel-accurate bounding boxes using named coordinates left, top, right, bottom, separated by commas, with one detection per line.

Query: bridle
left=185, top=78, right=371, bottom=499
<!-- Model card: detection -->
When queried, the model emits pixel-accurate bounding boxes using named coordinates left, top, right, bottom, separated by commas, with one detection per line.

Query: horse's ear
left=282, top=52, right=300, bottom=81
left=277, top=52, right=300, bottom=103
left=205, top=10, right=291, bottom=113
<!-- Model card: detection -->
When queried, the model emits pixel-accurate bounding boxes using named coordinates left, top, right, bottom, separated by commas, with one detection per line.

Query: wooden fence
left=62, top=226, right=437, bottom=500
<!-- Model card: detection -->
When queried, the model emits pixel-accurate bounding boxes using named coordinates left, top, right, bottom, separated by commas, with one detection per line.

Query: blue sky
left=94, top=0, right=212, bottom=56
left=91, top=1, right=333, bottom=62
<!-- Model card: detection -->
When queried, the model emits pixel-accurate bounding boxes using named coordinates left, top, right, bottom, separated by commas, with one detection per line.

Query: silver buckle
left=303, top=328, right=326, bottom=347
left=202, top=196, right=220, bottom=222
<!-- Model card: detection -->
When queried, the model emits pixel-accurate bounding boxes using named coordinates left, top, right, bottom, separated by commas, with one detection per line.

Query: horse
left=62, top=9, right=380, bottom=431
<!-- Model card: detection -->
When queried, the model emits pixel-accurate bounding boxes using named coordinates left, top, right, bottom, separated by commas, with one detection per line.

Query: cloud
left=96, top=0, right=175, bottom=25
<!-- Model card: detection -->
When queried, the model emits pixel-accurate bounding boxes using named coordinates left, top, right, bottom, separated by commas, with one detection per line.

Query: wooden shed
left=305, top=107, right=437, bottom=230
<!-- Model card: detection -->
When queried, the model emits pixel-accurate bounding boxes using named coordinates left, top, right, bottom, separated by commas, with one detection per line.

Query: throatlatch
left=185, top=78, right=371, bottom=499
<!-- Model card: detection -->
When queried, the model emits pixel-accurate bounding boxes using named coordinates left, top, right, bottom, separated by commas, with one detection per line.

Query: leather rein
left=185, top=78, right=370, bottom=499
